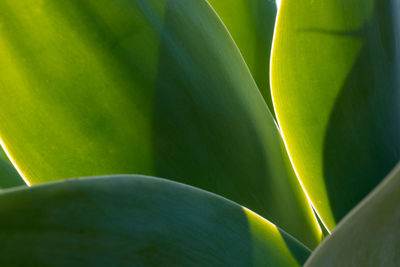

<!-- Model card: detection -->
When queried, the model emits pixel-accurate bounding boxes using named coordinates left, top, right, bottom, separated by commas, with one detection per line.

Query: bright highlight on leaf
left=0, top=0, right=398, bottom=265
left=271, top=0, right=400, bottom=230
left=0, top=0, right=321, bottom=248
left=275, top=0, right=281, bottom=10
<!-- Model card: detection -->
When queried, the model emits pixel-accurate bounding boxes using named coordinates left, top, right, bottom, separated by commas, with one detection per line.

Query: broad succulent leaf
left=271, top=0, right=400, bottom=229
left=207, top=0, right=277, bottom=112
left=0, top=0, right=321, bottom=247
left=0, top=175, right=310, bottom=266
left=305, top=162, right=400, bottom=266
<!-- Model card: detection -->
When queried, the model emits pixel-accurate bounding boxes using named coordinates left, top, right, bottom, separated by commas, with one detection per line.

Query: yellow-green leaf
left=0, top=0, right=321, bottom=247
left=271, top=0, right=400, bottom=229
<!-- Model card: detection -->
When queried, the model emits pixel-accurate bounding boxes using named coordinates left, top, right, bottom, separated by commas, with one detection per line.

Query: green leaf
left=305, top=162, right=400, bottom=266
left=0, top=146, right=25, bottom=189
left=271, top=0, right=400, bottom=229
left=0, top=175, right=310, bottom=266
left=0, top=0, right=321, bottom=247
left=207, top=0, right=277, bottom=113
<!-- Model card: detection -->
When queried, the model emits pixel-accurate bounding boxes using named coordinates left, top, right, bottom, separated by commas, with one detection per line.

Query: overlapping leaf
left=207, top=0, right=277, bottom=112
left=305, top=163, right=400, bottom=266
left=0, top=175, right=310, bottom=266
left=271, top=0, right=400, bottom=229
left=0, top=0, right=321, bottom=247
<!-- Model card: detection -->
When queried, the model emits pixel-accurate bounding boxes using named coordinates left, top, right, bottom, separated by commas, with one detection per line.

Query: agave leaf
left=0, top=0, right=321, bottom=247
left=207, top=0, right=277, bottom=113
left=305, top=162, right=400, bottom=266
left=0, top=175, right=310, bottom=266
left=271, top=0, right=400, bottom=229
left=0, top=146, right=25, bottom=189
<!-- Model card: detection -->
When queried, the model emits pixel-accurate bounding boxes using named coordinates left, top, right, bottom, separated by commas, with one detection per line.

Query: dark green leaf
left=208, top=0, right=277, bottom=113
left=0, top=145, right=25, bottom=189
left=0, top=175, right=310, bottom=266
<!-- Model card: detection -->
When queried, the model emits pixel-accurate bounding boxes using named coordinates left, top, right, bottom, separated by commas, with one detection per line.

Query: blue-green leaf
left=0, top=175, right=310, bottom=266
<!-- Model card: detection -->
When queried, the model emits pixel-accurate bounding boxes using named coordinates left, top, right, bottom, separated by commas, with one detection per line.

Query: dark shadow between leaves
left=322, top=0, right=400, bottom=222
left=0, top=159, right=25, bottom=189
left=249, top=0, right=277, bottom=114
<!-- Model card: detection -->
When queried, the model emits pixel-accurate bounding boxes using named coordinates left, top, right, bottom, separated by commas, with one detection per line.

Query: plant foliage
left=0, top=0, right=398, bottom=265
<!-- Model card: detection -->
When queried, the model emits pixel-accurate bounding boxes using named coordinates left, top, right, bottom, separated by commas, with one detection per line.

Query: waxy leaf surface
left=208, top=0, right=277, bottom=112
left=271, top=0, right=400, bottom=229
left=305, top=163, right=400, bottom=266
left=0, top=0, right=321, bottom=247
left=0, top=175, right=310, bottom=266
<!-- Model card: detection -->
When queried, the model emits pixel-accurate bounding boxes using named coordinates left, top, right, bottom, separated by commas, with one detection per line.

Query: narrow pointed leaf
left=271, top=0, right=400, bottom=229
left=207, top=0, right=277, bottom=112
left=0, top=175, right=310, bottom=266
left=0, top=0, right=321, bottom=247
left=305, top=162, right=400, bottom=266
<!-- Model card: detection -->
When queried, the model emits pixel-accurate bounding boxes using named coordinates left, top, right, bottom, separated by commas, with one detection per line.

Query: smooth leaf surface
left=0, top=175, right=310, bottom=266
left=305, top=162, right=400, bottom=266
left=0, top=146, right=25, bottom=189
left=207, top=0, right=277, bottom=112
left=271, top=0, right=400, bottom=229
left=0, top=0, right=321, bottom=247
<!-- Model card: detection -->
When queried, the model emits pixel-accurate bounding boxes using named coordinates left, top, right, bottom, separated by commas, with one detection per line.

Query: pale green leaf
left=305, top=162, right=400, bottom=266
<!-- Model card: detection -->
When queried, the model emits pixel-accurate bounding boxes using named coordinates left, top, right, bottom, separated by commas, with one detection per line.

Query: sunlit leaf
left=271, top=0, right=400, bottom=229
left=0, top=0, right=321, bottom=247
left=207, top=0, right=277, bottom=112
left=0, top=175, right=310, bottom=266
left=305, top=162, right=400, bottom=266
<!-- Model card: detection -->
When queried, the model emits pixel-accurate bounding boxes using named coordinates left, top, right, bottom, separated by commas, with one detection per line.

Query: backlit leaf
left=271, top=0, right=400, bottom=229
left=0, top=0, right=321, bottom=247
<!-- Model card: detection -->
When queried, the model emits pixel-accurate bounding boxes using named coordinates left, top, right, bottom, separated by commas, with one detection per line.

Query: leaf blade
left=305, top=162, right=400, bottom=266
left=271, top=0, right=400, bottom=229
left=207, top=0, right=277, bottom=113
left=0, top=0, right=321, bottom=247
left=0, top=175, right=310, bottom=266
